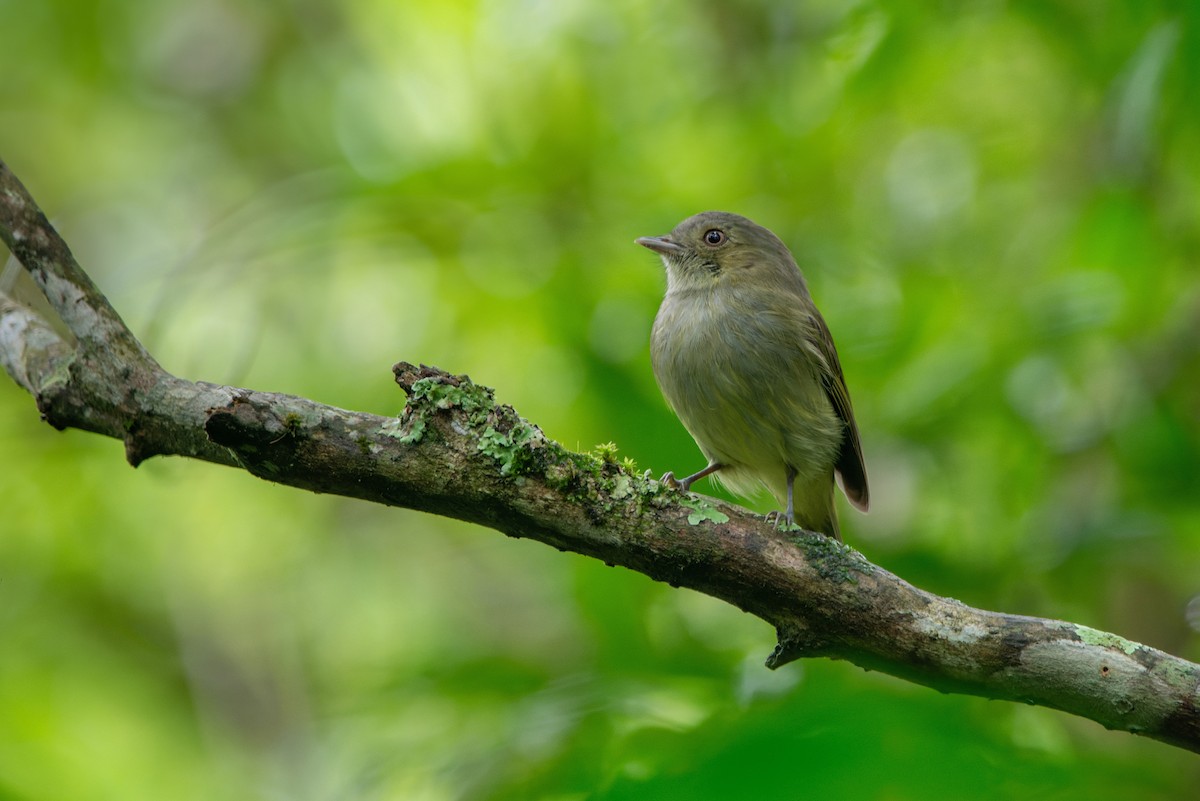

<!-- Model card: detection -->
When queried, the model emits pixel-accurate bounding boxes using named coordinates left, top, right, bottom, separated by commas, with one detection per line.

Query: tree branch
left=3, top=157, right=1198, bottom=754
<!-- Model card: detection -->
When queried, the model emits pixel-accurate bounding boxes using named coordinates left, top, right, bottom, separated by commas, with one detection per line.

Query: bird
left=637, top=211, right=868, bottom=539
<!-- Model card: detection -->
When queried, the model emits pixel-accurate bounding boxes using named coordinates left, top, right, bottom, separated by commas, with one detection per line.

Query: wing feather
left=806, top=312, right=869, bottom=511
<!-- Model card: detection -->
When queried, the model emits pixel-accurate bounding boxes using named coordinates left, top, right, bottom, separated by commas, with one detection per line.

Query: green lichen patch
left=1074, top=625, right=1142, bottom=655
left=636, top=472, right=674, bottom=506
left=1154, top=656, right=1200, bottom=689
left=599, top=463, right=672, bottom=513
left=407, top=376, right=494, bottom=424
left=387, top=369, right=666, bottom=512
left=383, top=373, right=498, bottom=445
left=380, top=415, right=425, bottom=444
left=678, top=496, right=730, bottom=526
left=478, top=420, right=543, bottom=476
left=609, top=473, right=633, bottom=500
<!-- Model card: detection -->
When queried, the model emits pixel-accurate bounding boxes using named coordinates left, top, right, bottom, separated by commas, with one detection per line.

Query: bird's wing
left=806, top=311, right=869, bottom=511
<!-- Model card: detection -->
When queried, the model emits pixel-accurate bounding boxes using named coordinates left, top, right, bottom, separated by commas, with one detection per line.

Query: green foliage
left=2, top=0, right=1200, bottom=798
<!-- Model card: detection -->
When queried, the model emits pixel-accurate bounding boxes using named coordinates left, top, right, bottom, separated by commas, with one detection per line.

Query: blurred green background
left=2, top=0, right=1199, bottom=798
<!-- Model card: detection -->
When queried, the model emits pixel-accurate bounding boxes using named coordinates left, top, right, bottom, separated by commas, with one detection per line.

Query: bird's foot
left=765, top=510, right=801, bottom=533
left=660, top=471, right=685, bottom=491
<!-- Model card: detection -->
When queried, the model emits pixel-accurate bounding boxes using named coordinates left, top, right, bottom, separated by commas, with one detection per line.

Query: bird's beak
left=635, top=235, right=684, bottom=256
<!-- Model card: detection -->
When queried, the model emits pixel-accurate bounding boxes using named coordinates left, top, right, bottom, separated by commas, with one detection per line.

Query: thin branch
left=3, top=157, right=1198, bottom=754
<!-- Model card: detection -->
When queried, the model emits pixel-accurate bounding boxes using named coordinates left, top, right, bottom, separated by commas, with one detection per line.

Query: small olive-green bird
left=637, top=211, right=869, bottom=539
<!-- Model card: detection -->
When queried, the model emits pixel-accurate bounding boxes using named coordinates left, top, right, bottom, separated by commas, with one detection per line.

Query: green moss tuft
left=590, top=441, right=620, bottom=464
left=791, top=533, right=870, bottom=584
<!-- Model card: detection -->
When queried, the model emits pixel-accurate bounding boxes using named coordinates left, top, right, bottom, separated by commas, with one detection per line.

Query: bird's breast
left=651, top=288, right=841, bottom=477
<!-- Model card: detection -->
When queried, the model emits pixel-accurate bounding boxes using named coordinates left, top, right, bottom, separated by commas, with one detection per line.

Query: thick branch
left=3, top=157, right=1198, bottom=754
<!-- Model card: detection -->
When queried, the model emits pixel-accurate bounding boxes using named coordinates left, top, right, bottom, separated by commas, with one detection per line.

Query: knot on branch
left=386, top=361, right=497, bottom=447
left=394, top=361, right=471, bottom=394
left=387, top=361, right=566, bottom=486
left=205, top=392, right=306, bottom=477
left=767, top=623, right=833, bottom=669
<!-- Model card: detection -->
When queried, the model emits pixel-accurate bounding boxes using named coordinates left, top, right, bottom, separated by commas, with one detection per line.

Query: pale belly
left=651, top=290, right=843, bottom=505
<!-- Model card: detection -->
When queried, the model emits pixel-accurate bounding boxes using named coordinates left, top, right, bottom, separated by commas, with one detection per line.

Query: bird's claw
left=660, top=471, right=683, bottom=490
left=766, top=510, right=800, bottom=532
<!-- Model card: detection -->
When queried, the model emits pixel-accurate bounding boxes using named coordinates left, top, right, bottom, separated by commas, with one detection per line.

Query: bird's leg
left=769, top=466, right=799, bottom=529
left=662, top=462, right=723, bottom=492
left=785, top=465, right=797, bottom=525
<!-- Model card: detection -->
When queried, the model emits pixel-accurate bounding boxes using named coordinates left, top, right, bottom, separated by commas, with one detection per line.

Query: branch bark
left=3, top=157, right=1198, bottom=754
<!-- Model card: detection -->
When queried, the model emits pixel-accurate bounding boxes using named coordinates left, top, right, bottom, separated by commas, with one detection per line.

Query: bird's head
left=636, top=211, right=806, bottom=295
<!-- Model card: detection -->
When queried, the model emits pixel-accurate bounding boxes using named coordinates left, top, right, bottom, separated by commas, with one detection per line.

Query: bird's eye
left=703, top=229, right=726, bottom=246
